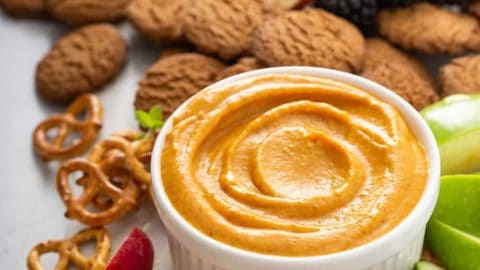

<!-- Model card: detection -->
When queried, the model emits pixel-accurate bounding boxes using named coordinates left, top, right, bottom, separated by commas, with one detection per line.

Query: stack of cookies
left=3, top=0, right=478, bottom=113
left=2, top=1, right=479, bottom=269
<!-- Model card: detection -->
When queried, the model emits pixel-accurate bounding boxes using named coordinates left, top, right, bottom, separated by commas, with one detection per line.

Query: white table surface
left=0, top=13, right=172, bottom=269
left=0, top=10, right=458, bottom=270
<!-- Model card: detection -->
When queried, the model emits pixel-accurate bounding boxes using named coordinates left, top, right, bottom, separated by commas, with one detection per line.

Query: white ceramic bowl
left=151, top=67, right=440, bottom=270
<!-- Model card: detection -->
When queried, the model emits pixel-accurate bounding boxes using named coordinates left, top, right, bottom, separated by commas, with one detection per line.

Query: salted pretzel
left=79, top=130, right=153, bottom=209
left=33, top=94, right=103, bottom=161
left=27, top=227, right=110, bottom=270
left=56, top=155, right=140, bottom=227
left=113, top=130, right=154, bottom=171
left=88, top=134, right=154, bottom=186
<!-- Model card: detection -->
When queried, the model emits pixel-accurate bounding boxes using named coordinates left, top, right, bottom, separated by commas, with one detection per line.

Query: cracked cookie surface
left=361, top=38, right=438, bottom=110
left=0, top=0, right=46, bottom=18
left=36, top=24, right=127, bottom=103
left=363, top=63, right=438, bottom=110
left=378, top=3, right=480, bottom=54
left=127, top=0, right=188, bottom=42
left=440, top=55, right=480, bottom=96
left=184, top=0, right=264, bottom=60
left=251, top=8, right=365, bottom=72
left=363, top=38, right=434, bottom=85
left=46, top=0, right=130, bottom=25
left=216, top=57, right=265, bottom=80
left=134, top=53, right=226, bottom=117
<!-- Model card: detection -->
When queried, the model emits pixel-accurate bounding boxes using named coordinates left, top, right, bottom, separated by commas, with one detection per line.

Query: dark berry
left=314, top=0, right=379, bottom=32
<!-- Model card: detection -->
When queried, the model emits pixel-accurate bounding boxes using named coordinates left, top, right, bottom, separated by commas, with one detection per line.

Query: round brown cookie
left=46, top=0, right=130, bottom=25
left=0, top=0, right=46, bottom=18
left=216, top=57, right=266, bottom=80
left=362, top=62, right=439, bottom=110
left=363, top=38, right=434, bottom=85
left=251, top=8, right=365, bottom=73
left=440, top=54, right=480, bottom=96
left=157, top=47, right=190, bottom=59
left=183, top=0, right=264, bottom=60
left=36, top=24, right=127, bottom=104
left=134, top=53, right=226, bottom=117
left=378, top=3, right=480, bottom=55
left=127, top=0, right=188, bottom=43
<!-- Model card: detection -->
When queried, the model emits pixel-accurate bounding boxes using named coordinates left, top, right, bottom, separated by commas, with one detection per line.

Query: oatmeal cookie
left=251, top=8, right=365, bottom=72
left=46, top=0, right=130, bottom=25
left=127, top=0, right=188, bottom=43
left=440, top=54, right=480, bottom=96
left=0, top=0, right=46, bottom=18
left=378, top=3, right=480, bottom=54
left=134, top=53, right=226, bottom=117
left=216, top=57, right=265, bottom=80
left=363, top=38, right=434, bottom=85
left=184, top=0, right=264, bottom=60
left=36, top=24, right=127, bottom=103
left=362, top=62, right=439, bottom=110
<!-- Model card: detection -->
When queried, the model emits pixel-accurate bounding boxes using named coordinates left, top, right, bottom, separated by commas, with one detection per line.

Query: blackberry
left=377, top=0, right=418, bottom=8
left=314, top=0, right=379, bottom=32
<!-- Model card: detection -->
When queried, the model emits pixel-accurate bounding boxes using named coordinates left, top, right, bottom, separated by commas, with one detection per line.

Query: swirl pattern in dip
left=161, top=74, right=428, bottom=256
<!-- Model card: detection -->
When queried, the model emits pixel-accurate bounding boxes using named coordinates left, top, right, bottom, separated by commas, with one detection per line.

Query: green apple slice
left=415, top=261, right=444, bottom=270
left=421, top=95, right=480, bottom=175
left=425, top=175, right=480, bottom=270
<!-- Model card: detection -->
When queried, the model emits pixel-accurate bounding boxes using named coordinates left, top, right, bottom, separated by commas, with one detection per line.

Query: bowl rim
left=150, top=67, right=440, bottom=269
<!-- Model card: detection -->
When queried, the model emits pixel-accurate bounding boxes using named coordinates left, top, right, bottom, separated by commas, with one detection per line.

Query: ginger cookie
left=127, top=0, right=188, bottom=43
left=361, top=38, right=438, bottom=110
left=251, top=8, right=365, bottom=72
left=36, top=24, right=127, bottom=104
left=46, top=0, right=130, bottom=25
left=440, top=54, right=480, bottom=96
left=134, top=53, right=226, bottom=117
left=378, top=3, right=480, bottom=54
left=363, top=38, right=434, bottom=85
left=216, top=57, right=266, bottom=80
left=184, top=0, right=264, bottom=60
left=362, top=62, right=438, bottom=110
left=0, top=0, right=46, bottom=18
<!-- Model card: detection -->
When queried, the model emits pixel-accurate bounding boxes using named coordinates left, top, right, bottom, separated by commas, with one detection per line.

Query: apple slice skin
left=415, top=261, right=443, bottom=270
left=425, top=175, right=480, bottom=270
left=426, top=219, right=480, bottom=270
left=106, top=228, right=154, bottom=270
left=421, top=95, right=480, bottom=175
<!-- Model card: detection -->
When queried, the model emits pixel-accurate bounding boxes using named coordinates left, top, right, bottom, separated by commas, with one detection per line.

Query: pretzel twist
left=33, top=94, right=103, bottom=161
left=82, top=130, right=154, bottom=209
left=27, top=227, right=110, bottom=270
left=57, top=155, right=140, bottom=227
left=88, top=135, right=153, bottom=185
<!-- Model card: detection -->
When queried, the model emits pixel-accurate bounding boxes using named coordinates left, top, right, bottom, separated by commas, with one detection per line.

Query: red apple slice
left=106, top=228, right=154, bottom=270
left=292, top=0, right=314, bottom=9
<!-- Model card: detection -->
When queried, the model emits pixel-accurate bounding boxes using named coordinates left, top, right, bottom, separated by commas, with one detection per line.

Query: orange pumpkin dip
left=161, top=74, right=428, bottom=256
